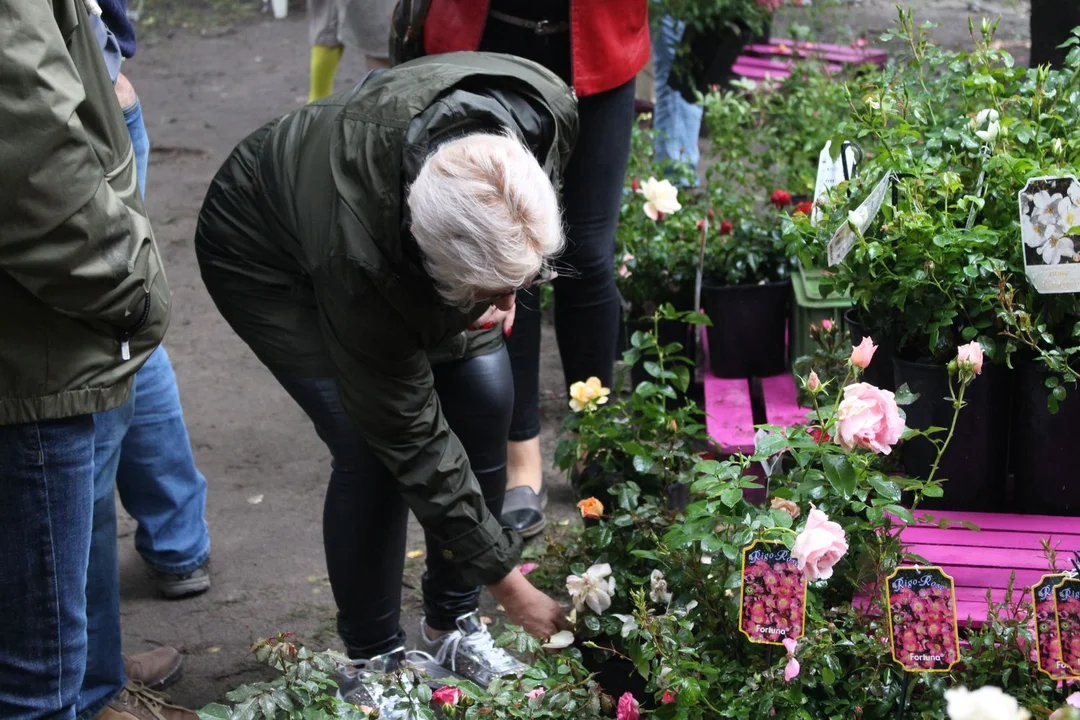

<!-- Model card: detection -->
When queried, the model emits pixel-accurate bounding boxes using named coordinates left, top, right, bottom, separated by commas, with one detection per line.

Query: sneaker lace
left=433, top=624, right=520, bottom=676
left=119, top=682, right=172, bottom=720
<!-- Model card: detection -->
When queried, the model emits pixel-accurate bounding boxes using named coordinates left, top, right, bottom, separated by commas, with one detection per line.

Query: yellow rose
left=568, top=377, right=610, bottom=413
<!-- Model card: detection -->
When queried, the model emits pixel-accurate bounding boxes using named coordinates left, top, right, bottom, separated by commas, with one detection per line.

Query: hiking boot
left=153, top=562, right=210, bottom=599
left=335, top=648, right=466, bottom=718
left=123, top=647, right=184, bottom=690
left=421, top=612, right=528, bottom=689
left=95, top=682, right=197, bottom=720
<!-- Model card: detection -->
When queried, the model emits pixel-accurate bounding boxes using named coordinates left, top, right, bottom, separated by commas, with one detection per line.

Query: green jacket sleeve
left=316, top=256, right=522, bottom=588
left=0, top=0, right=163, bottom=334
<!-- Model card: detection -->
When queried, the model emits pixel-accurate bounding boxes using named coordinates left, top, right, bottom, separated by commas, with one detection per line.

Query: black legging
left=479, top=21, right=636, bottom=441
left=270, top=349, right=514, bottom=659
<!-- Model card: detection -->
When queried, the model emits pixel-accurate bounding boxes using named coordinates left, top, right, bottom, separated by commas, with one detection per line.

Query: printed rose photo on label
left=1054, top=578, right=1080, bottom=676
left=1018, top=176, right=1080, bottom=293
left=1033, top=573, right=1071, bottom=680
left=739, top=540, right=807, bottom=645
left=885, top=567, right=960, bottom=672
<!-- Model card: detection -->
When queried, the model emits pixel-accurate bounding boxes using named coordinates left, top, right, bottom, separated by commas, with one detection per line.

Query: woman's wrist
left=488, top=568, right=526, bottom=601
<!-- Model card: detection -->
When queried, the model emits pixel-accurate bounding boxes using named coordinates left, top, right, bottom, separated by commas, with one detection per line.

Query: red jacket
left=424, top=0, right=650, bottom=97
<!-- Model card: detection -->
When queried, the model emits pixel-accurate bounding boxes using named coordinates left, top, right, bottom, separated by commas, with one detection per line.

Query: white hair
left=407, top=130, right=565, bottom=307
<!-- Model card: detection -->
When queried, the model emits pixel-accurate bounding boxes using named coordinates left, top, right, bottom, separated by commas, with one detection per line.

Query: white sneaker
left=420, top=612, right=529, bottom=689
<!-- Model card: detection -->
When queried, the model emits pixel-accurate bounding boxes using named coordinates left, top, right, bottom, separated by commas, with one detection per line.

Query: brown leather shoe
left=123, top=647, right=184, bottom=690
left=96, top=682, right=197, bottom=720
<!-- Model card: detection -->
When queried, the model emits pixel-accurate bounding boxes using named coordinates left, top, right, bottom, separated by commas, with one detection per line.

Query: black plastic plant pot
left=580, top=655, right=652, bottom=709
left=844, top=308, right=896, bottom=391
left=1010, top=360, right=1080, bottom=515
left=893, top=356, right=1011, bottom=512
left=670, top=20, right=771, bottom=104
left=702, top=280, right=790, bottom=379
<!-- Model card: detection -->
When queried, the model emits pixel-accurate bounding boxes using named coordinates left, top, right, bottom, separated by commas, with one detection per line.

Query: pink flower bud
left=807, top=371, right=821, bottom=392
left=850, top=337, right=878, bottom=369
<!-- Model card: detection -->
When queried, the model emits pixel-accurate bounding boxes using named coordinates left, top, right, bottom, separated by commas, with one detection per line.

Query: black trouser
left=270, top=350, right=514, bottom=659
left=480, top=21, right=636, bottom=441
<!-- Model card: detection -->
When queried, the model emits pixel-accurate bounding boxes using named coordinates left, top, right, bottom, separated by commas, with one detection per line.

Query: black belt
left=488, top=9, right=569, bottom=35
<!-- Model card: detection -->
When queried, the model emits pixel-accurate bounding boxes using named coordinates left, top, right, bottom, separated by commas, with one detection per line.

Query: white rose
left=972, top=108, right=1001, bottom=142
left=649, top=569, right=673, bottom=605
left=945, top=686, right=1031, bottom=720
left=637, top=177, right=682, bottom=220
left=566, top=563, right=615, bottom=614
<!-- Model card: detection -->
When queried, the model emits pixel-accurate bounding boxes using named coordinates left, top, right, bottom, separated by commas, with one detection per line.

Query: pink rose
left=784, top=656, right=801, bottom=682
left=519, top=562, right=539, bottom=576
left=835, top=382, right=905, bottom=455
left=617, top=692, right=640, bottom=720
left=821, top=318, right=834, bottom=331
left=1069, top=692, right=1080, bottom=708
left=850, top=337, right=878, bottom=369
left=957, top=341, right=984, bottom=375
left=806, top=371, right=821, bottom=392
left=432, top=686, right=463, bottom=707
left=526, top=687, right=546, bottom=700
left=791, top=507, right=849, bottom=582
left=662, top=690, right=677, bottom=704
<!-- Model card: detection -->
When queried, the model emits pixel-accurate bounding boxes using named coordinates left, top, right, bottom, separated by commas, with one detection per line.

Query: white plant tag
left=827, top=171, right=893, bottom=267
left=811, top=141, right=860, bottom=227
left=1018, top=175, right=1080, bottom=293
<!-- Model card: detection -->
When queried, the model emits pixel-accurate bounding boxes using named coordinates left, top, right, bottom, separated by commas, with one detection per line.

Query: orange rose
left=770, top=497, right=801, bottom=520
left=577, top=497, right=604, bottom=520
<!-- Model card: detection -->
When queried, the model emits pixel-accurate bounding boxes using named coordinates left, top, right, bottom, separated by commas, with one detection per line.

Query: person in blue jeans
left=76, top=4, right=208, bottom=718
left=651, top=13, right=704, bottom=181
left=0, top=1, right=172, bottom=717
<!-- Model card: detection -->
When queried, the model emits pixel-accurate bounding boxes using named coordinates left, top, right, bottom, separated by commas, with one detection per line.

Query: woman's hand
left=468, top=299, right=516, bottom=336
left=488, top=570, right=570, bottom=641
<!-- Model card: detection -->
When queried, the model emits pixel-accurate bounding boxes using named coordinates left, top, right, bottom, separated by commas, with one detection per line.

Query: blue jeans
left=79, top=395, right=136, bottom=719
left=651, top=15, right=704, bottom=179
left=0, top=415, right=97, bottom=719
left=124, top=99, right=148, bottom=199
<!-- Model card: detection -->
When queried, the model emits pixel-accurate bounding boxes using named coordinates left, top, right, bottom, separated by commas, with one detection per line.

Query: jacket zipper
left=118, top=290, right=152, bottom=361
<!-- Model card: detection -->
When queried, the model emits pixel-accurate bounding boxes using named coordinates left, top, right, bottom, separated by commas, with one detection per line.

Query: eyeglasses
left=473, top=267, right=559, bottom=304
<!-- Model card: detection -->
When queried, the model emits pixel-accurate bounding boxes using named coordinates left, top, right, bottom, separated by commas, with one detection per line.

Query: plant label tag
left=1018, top=175, right=1080, bottom=293
left=738, top=539, right=807, bottom=646
left=884, top=566, right=960, bottom=672
left=827, top=171, right=893, bottom=267
left=1034, top=573, right=1074, bottom=680
left=811, top=141, right=861, bottom=228
left=1053, top=576, right=1080, bottom=675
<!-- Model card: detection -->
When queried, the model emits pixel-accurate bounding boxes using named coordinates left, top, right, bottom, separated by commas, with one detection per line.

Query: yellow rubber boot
left=308, top=45, right=343, bottom=103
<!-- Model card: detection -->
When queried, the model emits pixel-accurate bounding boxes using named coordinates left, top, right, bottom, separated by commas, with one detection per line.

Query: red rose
left=697, top=218, right=706, bottom=231
left=662, top=690, right=677, bottom=704
left=707, top=208, right=716, bottom=219
left=770, top=189, right=792, bottom=207
left=432, top=687, right=463, bottom=707
left=719, top=220, right=733, bottom=235
left=808, top=427, right=832, bottom=444
left=630, top=178, right=640, bottom=192
left=793, top=200, right=814, bottom=215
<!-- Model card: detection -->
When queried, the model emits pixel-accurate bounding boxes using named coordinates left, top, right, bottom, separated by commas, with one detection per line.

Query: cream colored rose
left=637, top=177, right=682, bottom=220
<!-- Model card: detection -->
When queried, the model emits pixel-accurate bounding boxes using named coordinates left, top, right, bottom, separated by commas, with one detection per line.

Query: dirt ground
left=118, top=0, right=1030, bottom=710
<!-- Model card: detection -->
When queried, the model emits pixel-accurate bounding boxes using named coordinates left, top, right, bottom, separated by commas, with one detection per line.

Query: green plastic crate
left=790, top=265, right=854, bottom=361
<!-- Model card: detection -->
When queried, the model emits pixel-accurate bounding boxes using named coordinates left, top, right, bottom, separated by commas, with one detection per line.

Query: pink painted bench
left=859, top=510, right=1080, bottom=627
left=732, top=39, right=887, bottom=83
left=700, top=331, right=807, bottom=455
left=748, top=38, right=889, bottom=66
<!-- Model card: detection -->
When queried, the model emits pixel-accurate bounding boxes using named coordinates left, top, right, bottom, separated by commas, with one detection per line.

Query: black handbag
left=389, top=0, right=433, bottom=67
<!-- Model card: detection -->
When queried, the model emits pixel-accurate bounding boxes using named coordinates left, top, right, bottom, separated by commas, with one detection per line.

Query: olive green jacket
left=0, top=0, right=170, bottom=425
left=196, top=53, right=577, bottom=585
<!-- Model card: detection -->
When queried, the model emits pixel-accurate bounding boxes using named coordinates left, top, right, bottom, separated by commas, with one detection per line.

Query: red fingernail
left=481, top=322, right=495, bottom=330
left=505, top=326, right=513, bottom=337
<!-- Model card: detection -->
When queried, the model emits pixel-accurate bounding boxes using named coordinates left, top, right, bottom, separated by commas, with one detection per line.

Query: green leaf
left=893, top=383, right=919, bottom=406
left=822, top=455, right=857, bottom=499
left=885, top=504, right=915, bottom=524
left=720, top=487, right=743, bottom=508
left=197, top=704, right=233, bottom=720
left=632, top=455, right=658, bottom=475
left=643, top=361, right=662, bottom=379
left=867, top=474, right=902, bottom=502
left=922, top=484, right=945, bottom=498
